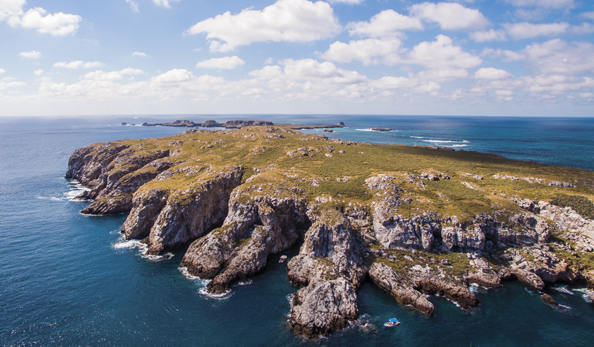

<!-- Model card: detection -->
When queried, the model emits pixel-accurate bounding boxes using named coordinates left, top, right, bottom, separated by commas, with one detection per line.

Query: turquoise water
left=1, top=116, right=594, bottom=346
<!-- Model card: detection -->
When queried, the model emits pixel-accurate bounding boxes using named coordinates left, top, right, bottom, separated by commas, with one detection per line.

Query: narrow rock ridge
left=182, top=174, right=308, bottom=293
left=287, top=205, right=368, bottom=338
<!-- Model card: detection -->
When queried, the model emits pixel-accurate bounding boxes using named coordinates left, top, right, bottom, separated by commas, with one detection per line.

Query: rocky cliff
left=67, top=125, right=594, bottom=338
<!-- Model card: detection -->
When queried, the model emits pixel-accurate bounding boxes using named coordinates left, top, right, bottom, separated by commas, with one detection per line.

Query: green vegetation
left=91, top=126, right=594, bottom=220
left=551, top=193, right=594, bottom=220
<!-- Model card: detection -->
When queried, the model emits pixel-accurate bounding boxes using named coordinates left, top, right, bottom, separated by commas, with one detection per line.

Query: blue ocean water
left=1, top=115, right=594, bottom=346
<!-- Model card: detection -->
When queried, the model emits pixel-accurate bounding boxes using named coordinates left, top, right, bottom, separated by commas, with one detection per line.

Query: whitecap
left=198, top=287, right=233, bottom=300
left=452, top=144, right=468, bottom=148
left=178, top=266, right=208, bottom=282
left=552, top=285, right=574, bottom=296
left=355, top=128, right=374, bottom=132
left=410, top=136, right=425, bottom=139
left=113, top=238, right=173, bottom=261
left=422, top=139, right=465, bottom=144
left=37, top=196, right=63, bottom=202
left=113, top=239, right=147, bottom=251
left=64, top=181, right=91, bottom=201
left=236, top=279, right=253, bottom=287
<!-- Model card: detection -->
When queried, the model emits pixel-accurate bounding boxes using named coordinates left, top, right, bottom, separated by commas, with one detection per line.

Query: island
left=66, top=125, right=594, bottom=338
left=140, top=119, right=346, bottom=130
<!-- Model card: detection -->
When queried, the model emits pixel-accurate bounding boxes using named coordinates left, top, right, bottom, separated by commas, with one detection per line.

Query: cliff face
left=66, top=126, right=594, bottom=339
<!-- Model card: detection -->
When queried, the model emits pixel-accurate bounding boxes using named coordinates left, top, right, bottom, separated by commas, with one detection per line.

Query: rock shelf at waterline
left=66, top=125, right=594, bottom=339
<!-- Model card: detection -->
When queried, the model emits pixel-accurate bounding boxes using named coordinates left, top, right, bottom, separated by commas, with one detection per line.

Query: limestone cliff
left=66, top=125, right=594, bottom=339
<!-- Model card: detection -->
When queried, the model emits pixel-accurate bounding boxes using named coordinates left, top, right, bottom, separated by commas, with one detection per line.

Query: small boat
left=279, top=255, right=288, bottom=263
left=384, top=318, right=400, bottom=327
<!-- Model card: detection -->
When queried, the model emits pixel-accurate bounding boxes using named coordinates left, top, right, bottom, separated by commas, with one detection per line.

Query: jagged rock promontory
left=67, top=125, right=594, bottom=338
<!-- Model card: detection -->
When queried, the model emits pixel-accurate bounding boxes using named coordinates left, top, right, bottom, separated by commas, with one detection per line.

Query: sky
left=1, top=0, right=594, bottom=117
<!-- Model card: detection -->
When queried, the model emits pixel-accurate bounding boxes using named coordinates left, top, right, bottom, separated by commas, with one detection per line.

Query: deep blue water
left=1, top=115, right=594, bottom=346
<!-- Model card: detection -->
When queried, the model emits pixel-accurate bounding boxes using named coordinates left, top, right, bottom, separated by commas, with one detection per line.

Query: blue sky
left=1, top=0, right=594, bottom=116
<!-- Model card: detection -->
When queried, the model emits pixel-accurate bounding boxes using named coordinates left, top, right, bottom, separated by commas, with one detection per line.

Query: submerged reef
left=67, top=126, right=594, bottom=338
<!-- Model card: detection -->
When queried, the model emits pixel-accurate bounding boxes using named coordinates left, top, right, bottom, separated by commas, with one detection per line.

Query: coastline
left=65, top=124, right=594, bottom=339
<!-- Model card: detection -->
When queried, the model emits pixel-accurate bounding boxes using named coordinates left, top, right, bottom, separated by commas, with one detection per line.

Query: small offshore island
left=66, top=124, right=594, bottom=338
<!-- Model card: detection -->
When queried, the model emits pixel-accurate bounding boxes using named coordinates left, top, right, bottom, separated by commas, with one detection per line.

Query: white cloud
left=390, top=35, right=482, bottom=70
left=521, top=39, right=594, bottom=75
left=8, top=7, right=81, bottom=36
left=481, top=48, right=525, bottom=62
left=53, top=61, right=105, bottom=69
left=474, top=68, right=513, bottom=80
left=0, top=78, right=26, bottom=90
left=34, top=69, right=43, bottom=75
left=347, top=9, right=423, bottom=37
left=0, top=0, right=25, bottom=20
left=185, top=0, right=341, bottom=52
left=409, top=2, right=490, bottom=30
left=196, top=56, right=246, bottom=69
left=83, top=68, right=144, bottom=81
left=505, top=22, right=569, bottom=39
left=153, top=0, right=180, bottom=9
left=583, top=12, right=594, bottom=21
left=321, top=38, right=402, bottom=65
left=505, top=0, right=574, bottom=9
left=19, top=50, right=41, bottom=59
left=126, top=0, right=139, bottom=13
left=0, top=68, right=5, bottom=74
left=132, top=51, right=147, bottom=57
left=470, top=29, right=507, bottom=42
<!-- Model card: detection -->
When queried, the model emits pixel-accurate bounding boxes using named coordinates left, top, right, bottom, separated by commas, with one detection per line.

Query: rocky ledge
left=66, top=125, right=594, bottom=338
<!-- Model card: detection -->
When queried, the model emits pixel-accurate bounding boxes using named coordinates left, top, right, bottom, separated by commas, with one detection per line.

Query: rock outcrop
left=130, top=165, right=244, bottom=254
left=182, top=174, right=308, bottom=293
left=287, top=205, right=368, bottom=337
left=65, top=143, right=172, bottom=214
left=369, top=262, right=479, bottom=316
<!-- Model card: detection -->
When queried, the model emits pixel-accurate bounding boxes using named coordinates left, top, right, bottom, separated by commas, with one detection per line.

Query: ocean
left=1, top=115, right=594, bottom=346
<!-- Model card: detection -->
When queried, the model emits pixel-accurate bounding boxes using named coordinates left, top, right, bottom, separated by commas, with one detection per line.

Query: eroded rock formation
left=66, top=126, right=594, bottom=339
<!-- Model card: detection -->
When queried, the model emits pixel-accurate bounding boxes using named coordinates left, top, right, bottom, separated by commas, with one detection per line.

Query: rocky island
left=66, top=125, right=594, bottom=338
left=140, top=119, right=346, bottom=130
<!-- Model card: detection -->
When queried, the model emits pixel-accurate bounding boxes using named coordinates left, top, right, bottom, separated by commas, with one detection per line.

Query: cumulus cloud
left=347, top=9, right=423, bottom=37
left=505, top=22, right=569, bottom=39
left=391, top=35, right=482, bottom=70
left=19, top=50, right=41, bottom=59
left=470, top=29, right=507, bottom=42
left=196, top=56, right=246, bottom=69
left=34, top=69, right=43, bottom=75
left=153, top=0, right=180, bottom=9
left=505, top=0, right=574, bottom=9
left=3, top=5, right=82, bottom=36
left=409, top=2, right=490, bottom=30
left=474, top=68, right=513, bottom=80
left=0, top=68, right=4, bottom=74
left=185, top=0, right=341, bottom=52
left=53, top=61, right=105, bottom=69
left=132, top=51, right=147, bottom=57
left=321, top=38, right=402, bottom=65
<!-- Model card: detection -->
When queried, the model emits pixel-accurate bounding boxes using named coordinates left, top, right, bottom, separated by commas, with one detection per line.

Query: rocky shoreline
left=66, top=125, right=594, bottom=338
